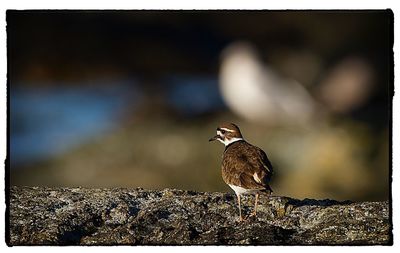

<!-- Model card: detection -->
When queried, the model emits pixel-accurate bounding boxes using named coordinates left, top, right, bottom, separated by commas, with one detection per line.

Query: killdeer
left=209, top=123, right=273, bottom=221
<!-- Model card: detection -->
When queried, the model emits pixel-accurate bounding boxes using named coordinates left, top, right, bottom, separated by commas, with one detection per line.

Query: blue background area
left=10, top=81, right=138, bottom=166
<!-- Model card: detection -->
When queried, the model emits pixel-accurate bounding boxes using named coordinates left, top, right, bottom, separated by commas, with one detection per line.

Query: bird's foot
left=239, top=216, right=249, bottom=223
left=238, top=215, right=256, bottom=222
left=248, top=211, right=257, bottom=218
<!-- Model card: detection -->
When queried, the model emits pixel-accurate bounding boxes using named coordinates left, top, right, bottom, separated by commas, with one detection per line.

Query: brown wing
left=222, top=141, right=273, bottom=190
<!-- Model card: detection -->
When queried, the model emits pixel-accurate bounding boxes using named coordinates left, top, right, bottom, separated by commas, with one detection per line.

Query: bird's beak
left=209, top=135, right=220, bottom=142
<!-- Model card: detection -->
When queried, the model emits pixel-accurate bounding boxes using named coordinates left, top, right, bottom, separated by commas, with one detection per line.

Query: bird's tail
left=261, top=185, right=273, bottom=195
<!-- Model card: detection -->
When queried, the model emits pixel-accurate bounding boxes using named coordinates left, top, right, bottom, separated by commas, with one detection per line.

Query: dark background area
left=8, top=10, right=392, bottom=201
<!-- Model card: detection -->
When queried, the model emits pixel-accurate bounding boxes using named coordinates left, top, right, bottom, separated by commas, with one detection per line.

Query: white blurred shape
left=219, top=42, right=316, bottom=125
left=317, top=57, right=375, bottom=113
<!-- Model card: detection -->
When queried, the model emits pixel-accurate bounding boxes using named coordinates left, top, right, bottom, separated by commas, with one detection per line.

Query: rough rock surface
left=8, top=186, right=391, bottom=245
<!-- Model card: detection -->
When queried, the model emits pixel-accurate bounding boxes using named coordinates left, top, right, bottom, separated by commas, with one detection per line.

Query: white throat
left=218, top=137, right=243, bottom=146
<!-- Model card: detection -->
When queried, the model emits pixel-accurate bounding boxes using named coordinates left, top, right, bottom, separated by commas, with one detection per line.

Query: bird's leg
left=250, top=193, right=259, bottom=217
left=237, top=194, right=244, bottom=222
left=255, top=193, right=259, bottom=215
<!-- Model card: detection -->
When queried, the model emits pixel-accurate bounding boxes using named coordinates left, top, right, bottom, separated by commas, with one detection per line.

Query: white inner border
left=1, top=1, right=398, bottom=252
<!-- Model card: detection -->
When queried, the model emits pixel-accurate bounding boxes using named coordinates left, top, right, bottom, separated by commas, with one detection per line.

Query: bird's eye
left=221, top=130, right=226, bottom=134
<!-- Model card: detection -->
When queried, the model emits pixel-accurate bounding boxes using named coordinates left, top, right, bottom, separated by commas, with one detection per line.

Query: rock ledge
left=8, top=186, right=392, bottom=245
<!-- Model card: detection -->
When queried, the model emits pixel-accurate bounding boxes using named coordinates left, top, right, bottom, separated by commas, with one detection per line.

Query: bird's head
left=209, top=123, right=243, bottom=146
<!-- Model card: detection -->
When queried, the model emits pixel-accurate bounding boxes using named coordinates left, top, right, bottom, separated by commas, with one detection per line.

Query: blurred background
left=8, top=10, right=392, bottom=201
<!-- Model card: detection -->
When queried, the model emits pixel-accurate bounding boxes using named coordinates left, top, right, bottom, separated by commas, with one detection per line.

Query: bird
left=209, top=123, right=273, bottom=221
left=219, top=41, right=316, bottom=126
